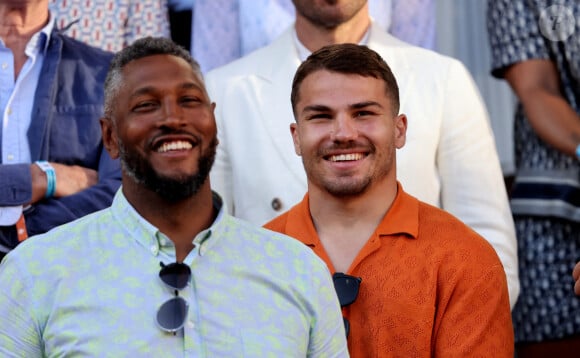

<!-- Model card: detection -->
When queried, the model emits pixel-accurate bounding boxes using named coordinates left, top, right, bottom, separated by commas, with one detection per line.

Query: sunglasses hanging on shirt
left=333, top=272, right=362, bottom=338
left=156, top=262, right=192, bottom=334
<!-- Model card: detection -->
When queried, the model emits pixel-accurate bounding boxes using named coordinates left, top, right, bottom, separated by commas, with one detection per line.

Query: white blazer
left=206, top=23, right=519, bottom=308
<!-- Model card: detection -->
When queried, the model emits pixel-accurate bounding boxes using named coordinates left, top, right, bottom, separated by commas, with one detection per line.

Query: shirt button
left=1, top=63, right=7, bottom=70
left=6, top=107, right=12, bottom=115
left=6, top=154, right=14, bottom=161
left=271, top=198, right=283, bottom=211
left=150, top=245, right=158, bottom=255
left=187, top=320, right=195, bottom=329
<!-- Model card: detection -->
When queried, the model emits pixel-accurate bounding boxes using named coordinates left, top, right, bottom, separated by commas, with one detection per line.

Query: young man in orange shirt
left=265, top=43, right=514, bottom=357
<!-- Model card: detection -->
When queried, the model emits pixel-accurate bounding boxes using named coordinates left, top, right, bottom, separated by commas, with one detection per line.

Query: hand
left=51, top=163, right=98, bottom=197
left=573, top=261, right=580, bottom=296
left=31, top=163, right=98, bottom=203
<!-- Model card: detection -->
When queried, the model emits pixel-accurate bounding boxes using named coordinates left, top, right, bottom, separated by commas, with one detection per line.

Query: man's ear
left=290, top=122, right=302, bottom=156
left=100, top=117, right=120, bottom=159
left=394, top=114, right=407, bottom=149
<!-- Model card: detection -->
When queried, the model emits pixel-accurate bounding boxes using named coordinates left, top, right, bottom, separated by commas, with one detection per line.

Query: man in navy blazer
left=0, top=0, right=121, bottom=259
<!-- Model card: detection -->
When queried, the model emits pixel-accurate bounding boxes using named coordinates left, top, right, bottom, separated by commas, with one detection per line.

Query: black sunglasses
left=333, top=272, right=362, bottom=337
left=156, top=262, right=191, bottom=333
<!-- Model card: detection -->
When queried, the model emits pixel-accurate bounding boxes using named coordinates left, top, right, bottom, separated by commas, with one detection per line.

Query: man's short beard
left=119, top=138, right=218, bottom=203
left=323, top=177, right=372, bottom=197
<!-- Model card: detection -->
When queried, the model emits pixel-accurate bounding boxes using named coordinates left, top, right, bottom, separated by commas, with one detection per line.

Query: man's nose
left=331, top=114, right=357, bottom=141
left=160, top=99, right=185, bottom=126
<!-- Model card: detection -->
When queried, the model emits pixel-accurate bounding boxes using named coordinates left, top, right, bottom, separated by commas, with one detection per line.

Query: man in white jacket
left=205, top=0, right=519, bottom=308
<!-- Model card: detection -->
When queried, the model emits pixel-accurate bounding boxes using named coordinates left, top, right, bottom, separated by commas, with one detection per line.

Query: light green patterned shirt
left=0, top=190, right=348, bottom=357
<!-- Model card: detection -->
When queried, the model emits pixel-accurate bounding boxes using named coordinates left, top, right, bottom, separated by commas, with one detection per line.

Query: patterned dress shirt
left=49, top=0, right=170, bottom=52
left=0, top=190, right=347, bottom=357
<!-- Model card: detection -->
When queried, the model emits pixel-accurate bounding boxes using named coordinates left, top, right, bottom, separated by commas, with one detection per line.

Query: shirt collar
left=110, top=189, right=227, bottom=258
left=25, top=11, right=54, bottom=56
left=38, top=11, right=55, bottom=53
left=288, top=182, right=419, bottom=246
left=192, top=191, right=227, bottom=256
left=374, top=182, right=419, bottom=239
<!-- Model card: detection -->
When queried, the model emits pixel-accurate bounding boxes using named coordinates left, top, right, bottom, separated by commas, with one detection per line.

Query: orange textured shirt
left=264, top=184, right=514, bottom=357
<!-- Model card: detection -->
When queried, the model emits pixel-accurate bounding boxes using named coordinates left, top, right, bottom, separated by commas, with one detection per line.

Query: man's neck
left=307, top=179, right=398, bottom=273
left=294, top=8, right=371, bottom=53
left=0, top=1, right=49, bottom=79
left=0, top=2, right=48, bottom=42
left=123, top=182, right=217, bottom=262
left=309, top=179, right=397, bottom=233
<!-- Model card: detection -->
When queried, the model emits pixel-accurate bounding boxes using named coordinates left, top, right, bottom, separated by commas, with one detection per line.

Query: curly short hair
left=103, top=37, right=203, bottom=119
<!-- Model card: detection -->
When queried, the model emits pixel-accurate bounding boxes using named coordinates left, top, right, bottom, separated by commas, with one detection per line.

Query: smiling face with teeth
left=291, top=69, right=407, bottom=197
left=101, top=53, right=217, bottom=202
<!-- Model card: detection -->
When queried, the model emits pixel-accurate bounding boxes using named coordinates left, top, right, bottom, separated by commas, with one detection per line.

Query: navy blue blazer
left=0, top=29, right=121, bottom=251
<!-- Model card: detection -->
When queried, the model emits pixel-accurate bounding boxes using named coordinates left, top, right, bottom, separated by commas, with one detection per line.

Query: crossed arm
left=29, top=163, right=98, bottom=205
left=0, top=146, right=121, bottom=248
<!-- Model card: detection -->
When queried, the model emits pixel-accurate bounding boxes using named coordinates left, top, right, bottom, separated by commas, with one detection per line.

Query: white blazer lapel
left=367, top=23, right=414, bottom=112
left=254, top=29, right=307, bottom=184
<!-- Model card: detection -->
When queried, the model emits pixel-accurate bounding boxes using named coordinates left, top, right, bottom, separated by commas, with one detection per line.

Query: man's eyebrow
left=129, top=86, right=156, bottom=99
left=350, top=101, right=383, bottom=109
left=129, top=82, right=203, bottom=99
left=301, top=104, right=332, bottom=113
left=301, top=101, right=384, bottom=114
left=181, top=82, right=203, bottom=91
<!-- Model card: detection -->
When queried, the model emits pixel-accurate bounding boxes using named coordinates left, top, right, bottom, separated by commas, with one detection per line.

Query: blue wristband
left=35, top=161, right=56, bottom=198
left=576, top=143, right=580, bottom=161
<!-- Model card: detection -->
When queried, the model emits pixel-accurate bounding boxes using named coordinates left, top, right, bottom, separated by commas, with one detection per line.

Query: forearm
left=504, top=59, right=580, bottom=159
left=30, top=163, right=49, bottom=204
left=518, top=88, right=580, bottom=157
left=0, top=177, right=120, bottom=251
left=0, top=162, right=69, bottom=207
left=23, top=177, right=120, bottom=237
left=0, top=151, right=120, bottom=248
